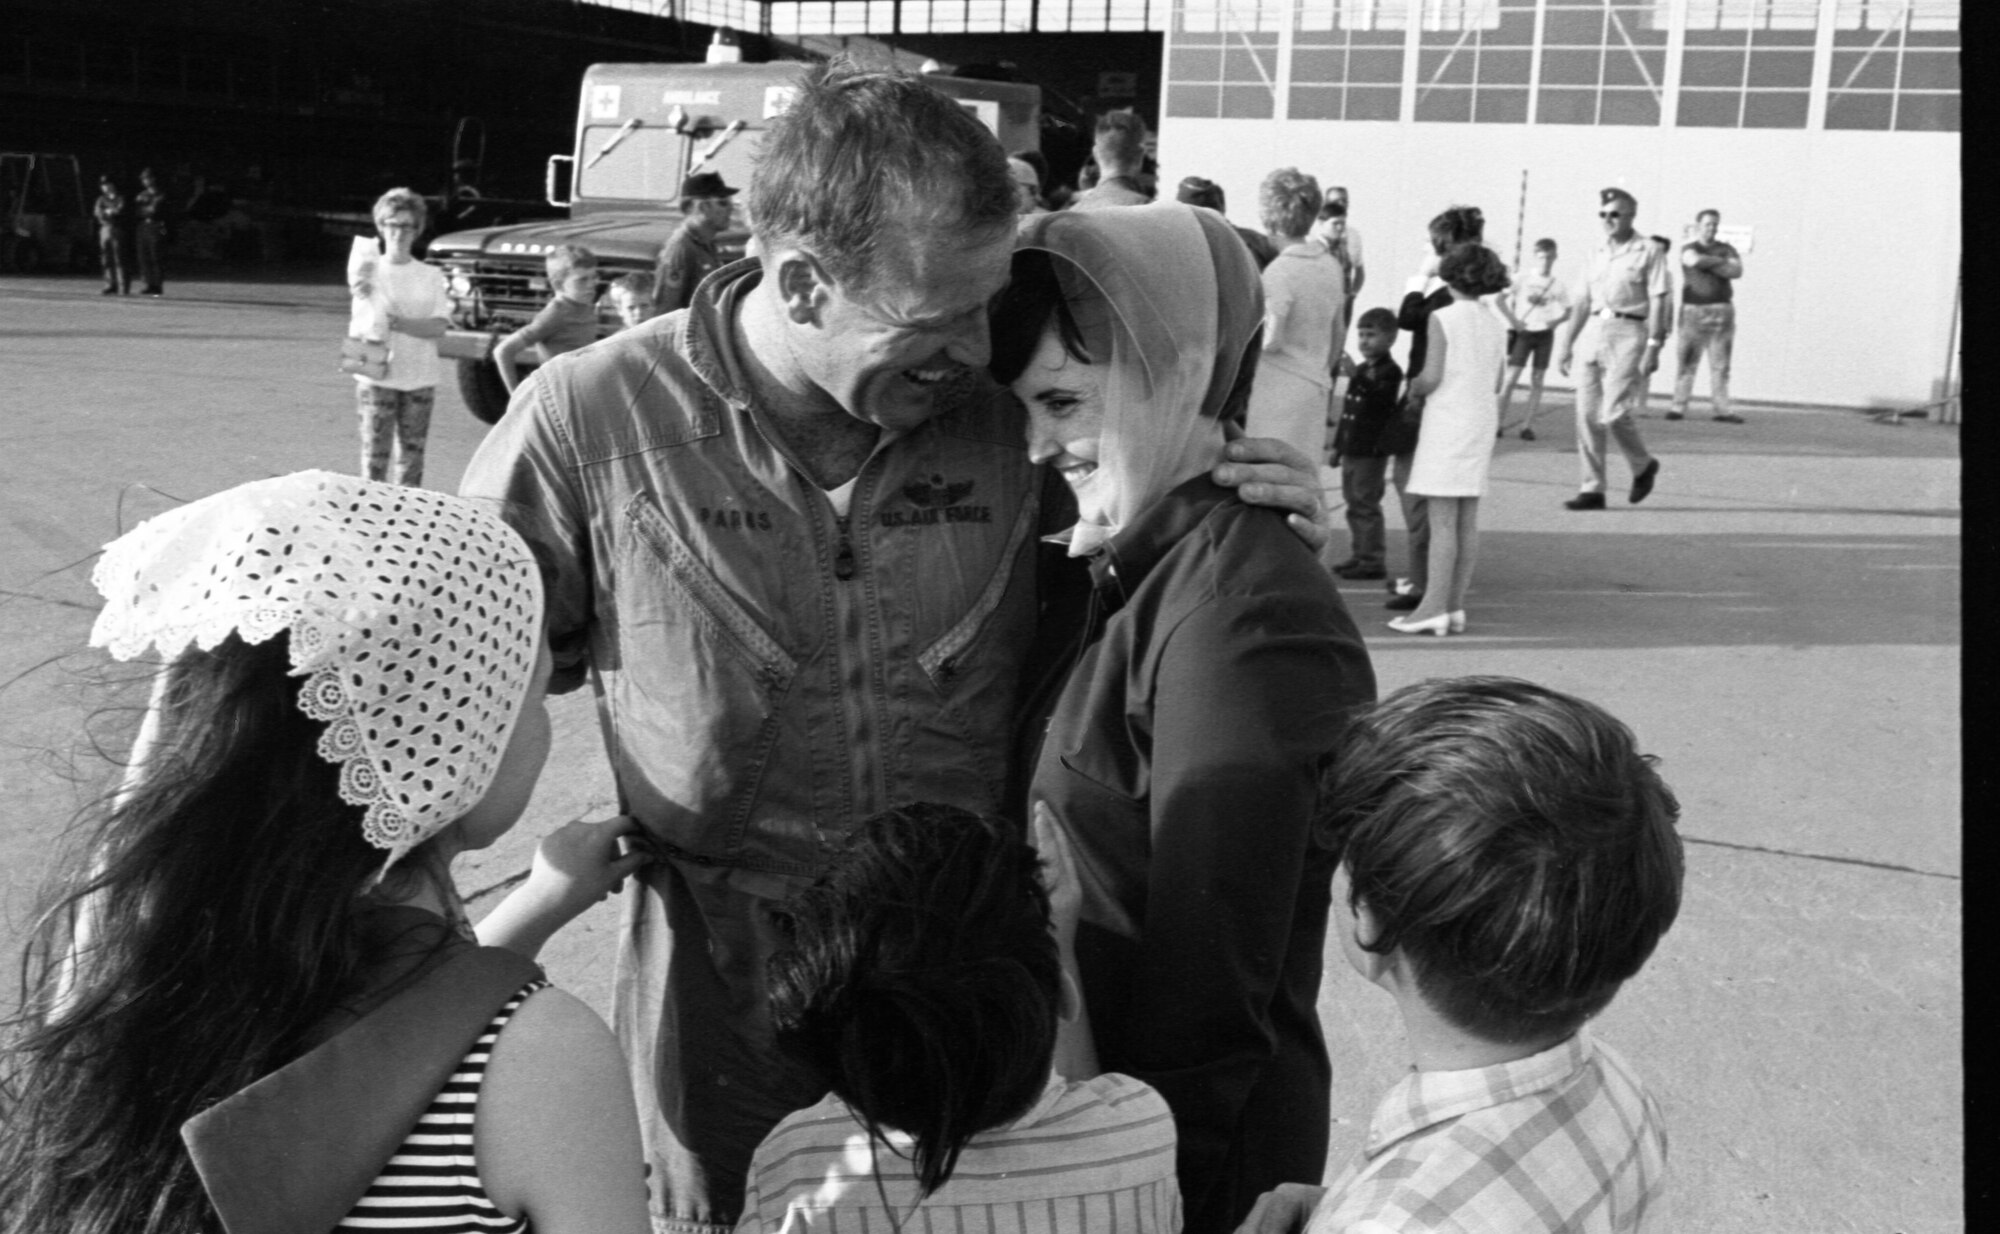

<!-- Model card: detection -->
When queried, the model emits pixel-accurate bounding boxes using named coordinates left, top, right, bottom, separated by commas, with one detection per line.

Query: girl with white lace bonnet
left=0, top=471, right=652, bottom=1234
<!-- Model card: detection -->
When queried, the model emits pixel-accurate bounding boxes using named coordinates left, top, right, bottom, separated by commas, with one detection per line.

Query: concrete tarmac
left=0, top=270, right=1960, bottom=1232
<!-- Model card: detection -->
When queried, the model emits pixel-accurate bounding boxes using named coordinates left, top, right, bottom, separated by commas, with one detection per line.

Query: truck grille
left=437, top=259, right=551, bottom=332
left=436, top=256, right=649, bottom=334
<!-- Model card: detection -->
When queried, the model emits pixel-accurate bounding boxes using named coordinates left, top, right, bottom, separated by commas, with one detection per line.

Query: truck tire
left=457, top=357, right=511, bottom=426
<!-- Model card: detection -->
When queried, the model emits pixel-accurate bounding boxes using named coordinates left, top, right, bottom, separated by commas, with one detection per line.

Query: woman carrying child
left=991, top=203, right=1377, bottom=1234
left=0, top=471, right=651, bottom=1233
left=1388, top=243, right=1511, bottom=637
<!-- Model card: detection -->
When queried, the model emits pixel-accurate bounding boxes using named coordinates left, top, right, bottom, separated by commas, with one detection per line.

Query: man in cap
left=1556, top=187, right=1665, bottom=509
left=1312, top=184, right=1365, bottom=304
left=461, top=60, right=1324, bottom=1234
left=653, top=170, right=738, bottom=315
left=1177, top=175, right=1278, bottom=269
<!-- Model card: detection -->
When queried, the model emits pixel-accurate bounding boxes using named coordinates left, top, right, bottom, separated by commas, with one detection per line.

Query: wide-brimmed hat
left=680, top=171, right=739, bottom=199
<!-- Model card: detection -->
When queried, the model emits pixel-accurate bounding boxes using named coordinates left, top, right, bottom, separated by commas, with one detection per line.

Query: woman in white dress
left=1390, top=243, right=1512, bottom=636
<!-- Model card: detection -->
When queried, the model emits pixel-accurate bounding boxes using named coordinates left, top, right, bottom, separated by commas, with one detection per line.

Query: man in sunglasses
left=1556, top=187, right=1665, bottom=510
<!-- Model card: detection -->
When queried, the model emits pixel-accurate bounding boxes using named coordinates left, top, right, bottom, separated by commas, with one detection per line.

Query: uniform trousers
left=1573, top=318, right=1657, bottom=495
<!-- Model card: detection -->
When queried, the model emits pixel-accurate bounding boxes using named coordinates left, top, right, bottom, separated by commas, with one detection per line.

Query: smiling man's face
left=798, top=223, right=1018, bottom=433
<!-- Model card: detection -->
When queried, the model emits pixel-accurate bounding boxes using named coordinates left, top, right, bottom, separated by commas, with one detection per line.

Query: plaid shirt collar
left=1363, top=1028, right=1595, bottom=1158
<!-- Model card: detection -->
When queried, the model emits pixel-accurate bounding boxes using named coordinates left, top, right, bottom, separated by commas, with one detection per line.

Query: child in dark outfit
left=1329, top=307, right=1403, bottom=581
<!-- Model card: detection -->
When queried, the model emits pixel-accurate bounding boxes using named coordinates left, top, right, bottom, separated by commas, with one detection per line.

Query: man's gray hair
left=748, top=59, right=1017, bottom=292
left=1259, top=167, right=1322, bottom=241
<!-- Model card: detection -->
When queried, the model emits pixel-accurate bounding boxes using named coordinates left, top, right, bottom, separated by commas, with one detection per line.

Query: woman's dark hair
left=1316, top=676, right=1684, bottom=1046
left=1427, top=204, right=1485, bottom=255
left=1438, top=243, right=1511, bottom=297
left=0, top=633, right=439, bottom=1234
left=766, top=803, right=1061, bottom=1201
left=988, top=247, right=1093, bottom=386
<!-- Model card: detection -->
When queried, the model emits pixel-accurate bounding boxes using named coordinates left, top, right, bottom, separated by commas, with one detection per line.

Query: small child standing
left=608, top=271, right=659, bottom=331
left=741, top=802, right=1180, bottom=1234
left=1327, top=307, right=1403, bottom=582
left=1496, top=238, right=1570, bottom=440
left=493, top=243, right=602, bottom=393
left=1238, top=675, right=1683, bottom=1234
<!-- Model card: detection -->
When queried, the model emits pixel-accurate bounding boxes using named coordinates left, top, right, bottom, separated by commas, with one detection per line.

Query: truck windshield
left=575, top=126, right=684, bottom=201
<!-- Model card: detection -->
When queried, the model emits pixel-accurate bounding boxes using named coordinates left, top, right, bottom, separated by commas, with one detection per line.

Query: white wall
left=1159, top=119, right=1960, bottom=409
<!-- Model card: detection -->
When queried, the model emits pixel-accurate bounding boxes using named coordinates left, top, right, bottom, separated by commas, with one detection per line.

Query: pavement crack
left=0, top=588, right=98, bottom=613
left=1684, top=835, right=1956, bottom=881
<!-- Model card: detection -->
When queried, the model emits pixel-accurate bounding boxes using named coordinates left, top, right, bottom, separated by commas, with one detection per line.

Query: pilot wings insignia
left=902, top=474, right=975, bottom=509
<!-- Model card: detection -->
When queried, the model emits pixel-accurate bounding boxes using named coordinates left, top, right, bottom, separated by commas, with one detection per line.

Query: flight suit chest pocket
left=622, top=492, right=798, bottom=694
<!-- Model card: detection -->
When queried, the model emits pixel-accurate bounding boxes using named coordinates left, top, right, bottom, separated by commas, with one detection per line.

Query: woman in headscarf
left=991, top=203, right=1378, bottom=1234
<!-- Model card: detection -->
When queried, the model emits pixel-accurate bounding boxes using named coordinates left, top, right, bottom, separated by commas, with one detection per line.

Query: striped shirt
left=338, top=979, right=550, bottom=1232
left=1305, top=1029, right=1667, bottom=1234
left=738, top=1072, right=1181, bottom=1234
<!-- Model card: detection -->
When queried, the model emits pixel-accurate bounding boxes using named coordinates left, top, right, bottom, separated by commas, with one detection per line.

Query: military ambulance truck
left=430, top=60, right=1041, bottom=424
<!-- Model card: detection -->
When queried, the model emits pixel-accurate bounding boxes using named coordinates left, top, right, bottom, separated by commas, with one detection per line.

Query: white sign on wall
left=1099, top=71, right=1138, bottom=99
left=956, top=98, right=1003, bottom=139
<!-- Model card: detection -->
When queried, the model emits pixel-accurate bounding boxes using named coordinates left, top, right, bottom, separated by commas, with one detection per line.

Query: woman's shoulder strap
left=181, top=941, right=544, bottom=1234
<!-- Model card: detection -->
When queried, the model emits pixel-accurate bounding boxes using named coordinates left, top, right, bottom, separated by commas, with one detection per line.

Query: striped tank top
left=337, top=979, right=550, bottom=1232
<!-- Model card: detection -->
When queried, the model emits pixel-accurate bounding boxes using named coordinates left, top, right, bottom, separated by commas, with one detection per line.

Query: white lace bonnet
left=88, top=470, right=545, bottom=867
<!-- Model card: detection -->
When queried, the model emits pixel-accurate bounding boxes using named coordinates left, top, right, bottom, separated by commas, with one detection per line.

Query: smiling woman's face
left=1012, top=326, right=1111, bottom=524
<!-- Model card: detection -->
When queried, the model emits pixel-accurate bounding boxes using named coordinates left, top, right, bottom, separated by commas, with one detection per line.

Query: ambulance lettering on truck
left=428, top=62, right=1041, bottom=425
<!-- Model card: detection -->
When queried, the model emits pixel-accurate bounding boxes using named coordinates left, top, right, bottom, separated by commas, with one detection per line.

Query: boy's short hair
left=613, top=270, right=657, bottom=298
left=545, top=243, right=597, bottom=284
left=1533, top=237, right=1557, bottom=254
left=1320, top=676, right=1683, bottom=1045
left=1356, top=306, right=1398, bottom=335
left=1439, top=243, right=1511, bottom=297
left=1696, top=208, right=1721, bottom=224
left=767, top=803, right=1060, bottom=1198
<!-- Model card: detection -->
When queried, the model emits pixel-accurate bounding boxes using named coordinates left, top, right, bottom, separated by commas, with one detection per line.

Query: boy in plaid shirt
left=1239, top=676, right=1683, bottom=1234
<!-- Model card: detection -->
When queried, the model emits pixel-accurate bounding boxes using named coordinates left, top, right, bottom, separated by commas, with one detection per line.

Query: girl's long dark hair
left=0, top=633, right=436, bottom=1234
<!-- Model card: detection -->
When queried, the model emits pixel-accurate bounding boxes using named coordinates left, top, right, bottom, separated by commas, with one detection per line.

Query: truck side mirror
left=545, top=155, right=574, bottom=209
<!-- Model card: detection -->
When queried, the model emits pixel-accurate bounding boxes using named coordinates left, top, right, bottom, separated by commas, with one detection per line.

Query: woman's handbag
left=339, top=336, right=389, bottom=381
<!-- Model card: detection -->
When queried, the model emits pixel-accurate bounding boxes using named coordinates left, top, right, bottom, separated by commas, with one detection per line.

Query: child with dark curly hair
left=1388, top=243, right=1510, bottom=636
left=743, top=803, right=1180, bottom=1233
